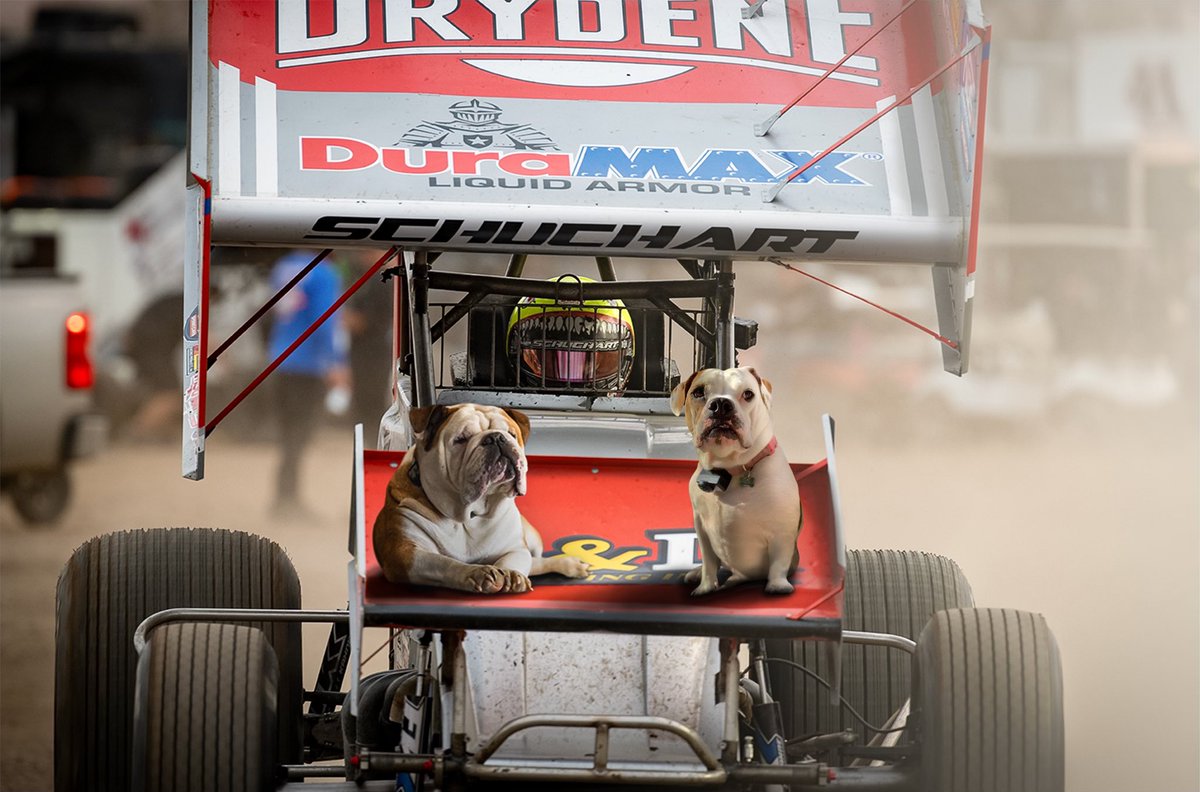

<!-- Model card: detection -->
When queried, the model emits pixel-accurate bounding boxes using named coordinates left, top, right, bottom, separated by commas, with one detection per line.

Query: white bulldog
left=373, top=403, right=588, bottom=593
left=670, top=367, right=801, bottom=595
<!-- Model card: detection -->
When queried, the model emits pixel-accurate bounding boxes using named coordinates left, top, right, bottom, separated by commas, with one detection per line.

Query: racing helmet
left=506, top=275, right=635, bottom=392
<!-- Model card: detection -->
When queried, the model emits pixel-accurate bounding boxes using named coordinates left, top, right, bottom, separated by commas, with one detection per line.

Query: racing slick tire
left=765, top=549, right=973, bottom=753
left=54, top=528, right=303, bottom=792
left=133, top=623, right=280, bottom=792
left=913, top=608, right=1064, bottom=792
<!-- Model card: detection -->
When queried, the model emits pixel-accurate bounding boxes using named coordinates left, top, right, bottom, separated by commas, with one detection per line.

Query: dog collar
left=697, top=437, right=778, bottom=492
left=741, top=436, right=779, bottom=474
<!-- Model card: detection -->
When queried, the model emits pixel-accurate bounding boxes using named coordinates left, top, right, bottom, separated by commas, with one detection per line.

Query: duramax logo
left=302, top=130, right=870, bottom=188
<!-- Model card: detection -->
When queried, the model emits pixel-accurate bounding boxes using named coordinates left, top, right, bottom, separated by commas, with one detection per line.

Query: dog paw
left=556, top=556, right=591, bottom=579
left=683, top=567, right=702, bottom=585
left=764, top=579, right=794, bottom=595
left=464, top=565, right=507, bottom=594
left=690, top=580, right=719, bottom=597
left=499, top=569, right=533, bottom=593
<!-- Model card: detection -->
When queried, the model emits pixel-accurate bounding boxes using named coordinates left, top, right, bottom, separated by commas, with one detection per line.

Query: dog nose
left=480, top=433, right=498, bottom=446
left=709, top=398, right=734, bottom=417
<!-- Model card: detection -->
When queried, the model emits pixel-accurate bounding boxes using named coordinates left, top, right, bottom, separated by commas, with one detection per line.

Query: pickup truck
left=0, top=261, right=106, bottom=525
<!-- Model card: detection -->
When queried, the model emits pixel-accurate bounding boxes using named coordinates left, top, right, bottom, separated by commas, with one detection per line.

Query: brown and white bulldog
left=373, top=403, right=589, bottom=594
left=670, top=367, right=801, bottom=595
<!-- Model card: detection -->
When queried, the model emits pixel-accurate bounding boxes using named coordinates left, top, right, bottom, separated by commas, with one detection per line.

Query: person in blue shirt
left=268, top=250, right=349, bottom=517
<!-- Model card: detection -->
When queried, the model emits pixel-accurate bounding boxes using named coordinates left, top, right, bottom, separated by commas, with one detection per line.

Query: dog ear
left=670, top=369, right=705, bottom=417
left=410, top=405, right=456, bottom=451
left=502, top=407, right=531, bottom=446
left=744, top=367, right=773, bottom=409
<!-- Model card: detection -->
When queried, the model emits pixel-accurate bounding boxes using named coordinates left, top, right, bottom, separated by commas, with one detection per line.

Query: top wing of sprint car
left=182, top=0, right=991, bottom=478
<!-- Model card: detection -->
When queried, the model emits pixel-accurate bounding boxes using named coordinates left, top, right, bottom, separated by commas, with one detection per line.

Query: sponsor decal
left=184, top=372, right=201, bottom=430
left=185, top=343, right=202, bottom=378
left=184, top=307, right=200, bottom=341
left=304, top=215, right=859, bottom=255
left=400, top=99, right=556, bottom=150
left=208, top=0, right=936, bottom=107
left=541, top=529, right=703, bottom=585
left=301, top=101, right=874, bottom=192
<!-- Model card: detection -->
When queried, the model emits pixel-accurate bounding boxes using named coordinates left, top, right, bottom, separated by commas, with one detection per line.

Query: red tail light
left=65, top=311, right=94, bottom=389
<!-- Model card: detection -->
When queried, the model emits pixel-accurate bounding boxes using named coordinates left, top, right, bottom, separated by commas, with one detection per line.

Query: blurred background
left=0, top=1, right=1196, bottom=791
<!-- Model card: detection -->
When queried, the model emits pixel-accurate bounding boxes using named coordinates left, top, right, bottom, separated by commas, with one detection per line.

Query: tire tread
left=137, top=623, right=278, bottom=792
left=916, top=607, right=1064, bottom=792
left=55, top=528, right=302, bottom=792
left=766, top=549, right=974, bottom=749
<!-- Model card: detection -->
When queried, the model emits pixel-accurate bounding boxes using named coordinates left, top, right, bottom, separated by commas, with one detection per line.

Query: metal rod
left=763, top=33, right=983, bottom=202
left=726, top=763, right=827, bottom=785
left=205, top=247, right=397, bottom=436
left=842, top=629, right=917, bottom=655
left=503, top=252, right=527, bottom=277
left=133, top=607, right=348, bottom=653
left=752, top=639, right=773, bottom=703
left=594, top=724, right=610, bottom=771
left=408, top=252, right=436, bottom=407
left=773, top=258, right=959, bottom=350
left=784, top=765, right=917, bottom=790
left=677, top=258, right=702, bottom=279
left=429, top=290, right=487, bottom=344
left=721, top=638, right=740, bottom=763
left=713, top=263, right=735, bottom=368
left=283, top=764, right=347, bottom=779
left=428, top=271, right=719, bottom=300
left=755, top=0, right=919, bottom=136
left=595, top=256, right=617, bottom=281
left=393, top=257, right=408, bottom=380
left=207, top=248, right=331, bottom=368
left=449, top=633, right=468, bottom=757
left=649, top=295, right=714, bottom=349
left=473, top=714, right=721, bottom=771
left=357, top=752, right=441, bottom=773
left=465, top=764, right=726, bottom=785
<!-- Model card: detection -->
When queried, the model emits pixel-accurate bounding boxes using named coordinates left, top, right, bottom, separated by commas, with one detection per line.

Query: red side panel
left=362, top=452, right=844, bottom=637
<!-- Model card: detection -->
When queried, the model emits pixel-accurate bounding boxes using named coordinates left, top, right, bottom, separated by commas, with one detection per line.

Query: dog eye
left=453, top=434, right=470, bottom=445
left=690, top=386, right=705, bottom=399
left=742, top=389, right=755, bottom=401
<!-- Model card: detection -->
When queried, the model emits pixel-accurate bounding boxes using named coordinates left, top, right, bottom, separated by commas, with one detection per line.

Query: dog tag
left=738, top=473, right=756, bottom=488
left=698, top=468, right=732, bottom=493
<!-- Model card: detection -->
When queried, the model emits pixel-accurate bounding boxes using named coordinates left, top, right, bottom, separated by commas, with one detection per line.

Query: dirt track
left=2, top=400, right=1198, bottom=792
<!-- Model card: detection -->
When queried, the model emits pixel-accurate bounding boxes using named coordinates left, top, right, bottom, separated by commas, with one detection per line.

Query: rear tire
left=10, top=469, right=70, bottom=524
left=766, top=549, right=973, bottom=748
left=54, top=528, right=303, bottom=792
left=134, top=623, right=280, bottom=792
left=913, top=608, right=1065, bottom=792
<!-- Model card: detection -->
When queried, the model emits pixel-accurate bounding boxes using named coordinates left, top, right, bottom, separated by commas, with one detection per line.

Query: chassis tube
left=133, top=607, right=348, bottom=653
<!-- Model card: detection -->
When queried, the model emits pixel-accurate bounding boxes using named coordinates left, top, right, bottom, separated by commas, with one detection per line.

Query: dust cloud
left=1, top=2, right=1197, bottom=792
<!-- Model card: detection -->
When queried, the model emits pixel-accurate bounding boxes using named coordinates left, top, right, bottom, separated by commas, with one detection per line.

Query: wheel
left=133, top=623, right=280, bottom=792
left=913, top=608, right=1064, bottom=792
left=765, top=549, right=974, bottom=750
left=55, top=528, right=303, bottom=792
left=9, top=469, right=70, bottom=524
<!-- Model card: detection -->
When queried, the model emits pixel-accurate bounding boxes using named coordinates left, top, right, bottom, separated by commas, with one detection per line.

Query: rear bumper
left=66, top=413, right=108, bottom=460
